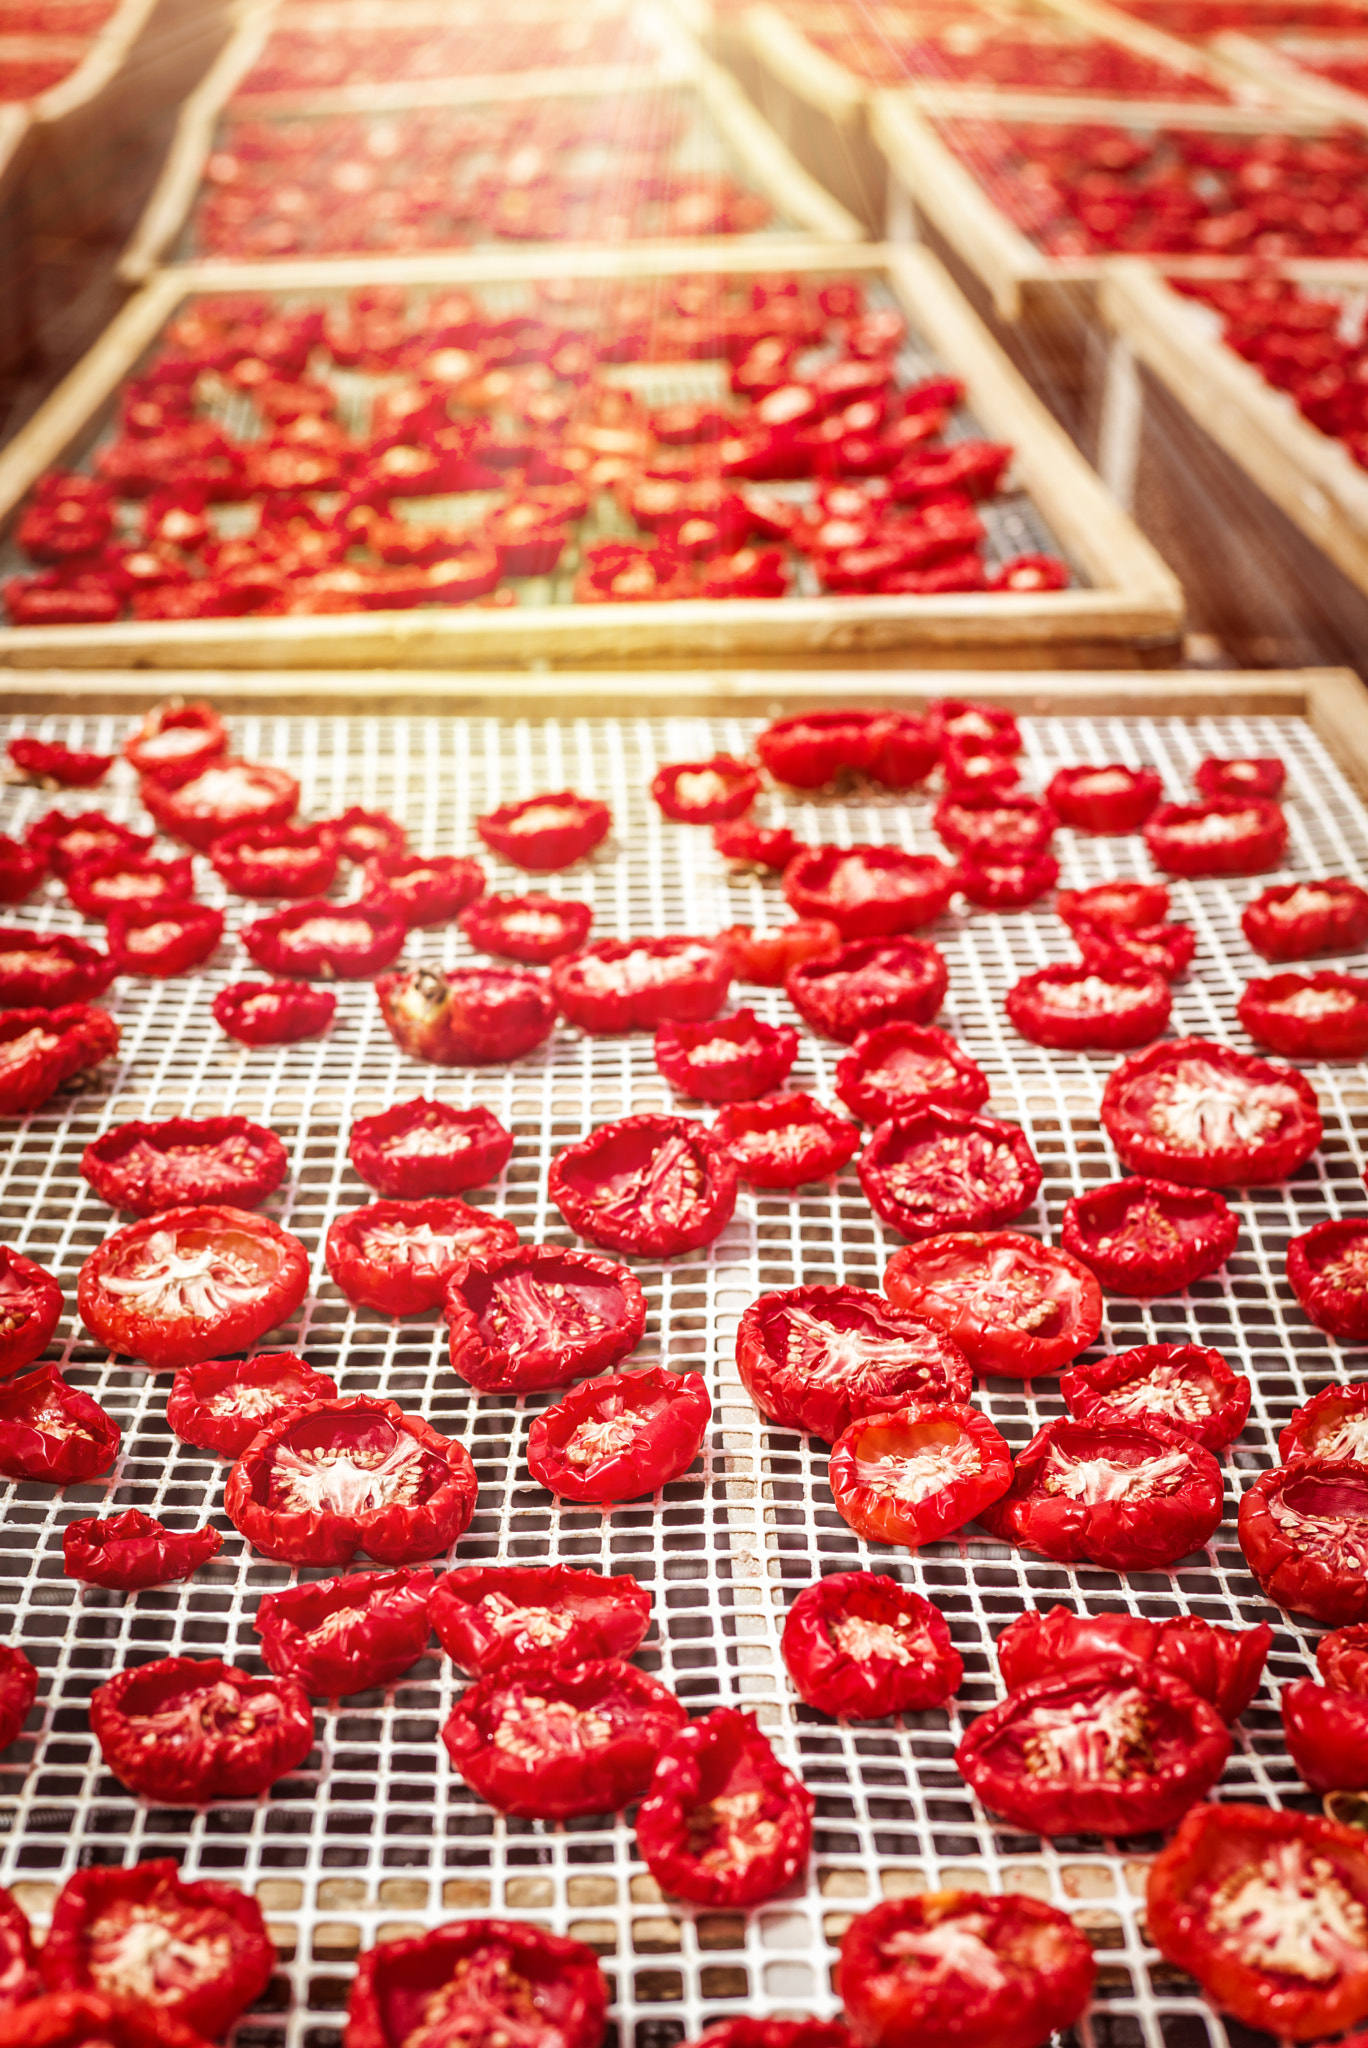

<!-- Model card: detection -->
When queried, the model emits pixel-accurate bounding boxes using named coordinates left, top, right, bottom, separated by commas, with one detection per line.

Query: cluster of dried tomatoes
left=804, top=17, right=1225, bottom=94
left=1176, top=274, right=1368, bottom=475
left=239, top=13, right=650, bottom=92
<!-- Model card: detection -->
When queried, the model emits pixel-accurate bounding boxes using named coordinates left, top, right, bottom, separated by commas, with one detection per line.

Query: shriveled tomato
left=212, top=979, right=335, bottom=1044
left=242, top=899, right=404, bottom=979
left=62, top=1510, right=221, bottom=1589
left=254, top=1565, right=435, bottom=1697
left=476, top=790, right=611, bottom=871
left=828, top=1400, right=1012, bottom=1549
left=432, top=1564, right=651, bottom=1675
left=78, top=1205, right=309, bottom=1370
left=786, top=937, right=948, bottom=1043
left=755, top=707, right=937, bottom=791
left=460, top=892, right=591, bottom=964
left=1240, top=969, right=1368, bottom=1058
left=1045, top=762, right=1162, bottom=832
left=996, top=1604, right=1270, bottom=1722
left=528, top=1365, right=710, bottom=1502
left=319, top=806, right=406, bottom=865
left=782, top=846, right=957, bottom=939
left=0, top=1245, right=61, bottom=1376
left=360, top=851, right=485, bottom=929
left=1060, top=1176, right=1238, bottom=1295
left=957, top=852, right=1059, bottom=911
left=1075, top=914, right=1196, bottom=982
left=721, top=920, right=840, bottom=985
left=0, top=1645, right=37, bottom=1753
left=327, top=1198, right=516, bottom=1317
left=0, top=1991, right=218, bottom=2046
left=80, top=1116, right=287, bottom=1216
left=1240, top=1459, right=1368, bottom=1624
left=376, top=964, right=556, bottom=1063
left=980, top=1415, right=1224, bottom=1571
left=441, top=1656, right=686, bottom=1818
left=90, top=1655, right=313, bottom=1804
left=737, top=1284, right=971, bottom=1441
left=348, top=1099, right=512, bottom=1197
left=1322, top=1624, right=1368, bottom=1694
left=344, top=1919, right=607, bottom=2048
left=210, top=821, right=338, bottom=900
left=27, top=810, right=150, bottom=878
left=883, top=1230, right=1101, bottom=1379
left=0, top=1886, right=36, bottom=2006
left=141, top=758, right=299, bottom=850
left=859, top=1107, right=1042, bottom=1240
left=713, top=821, right=805, bottom=870
left=636, top=1707, right=813, bottom=1906
left=1284, top=1678, right=1368, bottom=1793
left=0, top=1366, right=119, bottom=1483
left=166, top=1352, right=337, bottom=1458
left=1289, top=1219, right=1368, bottom=1341
left=652, top=755, right=760, bottom=823
left=550, top=1113, right=737, bottom=1257
left=552, top=936, right=730, bottom=1032
left=933, top=791, right=1054, bottom=863
left=1281, top=1381, right=1368, bottom=1465
left=834, top=1024, right=988, bottom=1126
left=0, top=928, right=112, bottom=1007
left=445, top=1243, right=645, bottom=1394
left=1243, top=878, right=1368, bottom=961
left=1196, top=754, right=1285, bottom=799
left=225, top=1394, right=478, bottom=1565
left=927, top=698, right=1021, bottom=755
left=655, top=1009, right=797, bottom=1103
left=106, top=902, right=224, bottom=978
left=1060, top=1342, right=1250, bottom=1451
left=714, top=1092, right=861, bottom=1189
left=1100, top=1037, right=1322, bottom=1187
left=66, top=853, right=195, bottom=922
left=1005, top=962, right=1170, bottom=1049
left=1145, top=796, right=1286, bottom=876
left=0, top=1003, right=119, bottom=1117
left=781, top=1570, right=962, bottom=1717
left=123, top=700, right=226, bottom=779
left=1057, top=878, right=1169, bottom=934
left=0, top=838, right=41, bottom=905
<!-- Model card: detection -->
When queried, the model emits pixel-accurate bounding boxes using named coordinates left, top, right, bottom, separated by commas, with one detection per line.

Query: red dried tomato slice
left=1058, top=878, right=1170, bottom=934
left=883, top=1230, right=1102, bottom=1378
left=242, top=899, right=404, bottom=978
left=786, top=937, right=948, bottom=1043
left=81, top=1116, right=287, bottom=1216
left=106, top=903, right=224, bottom=978
left=66, top=853, right=195, bottom=921
left=1284, top=1678, right=1368, bottom=1794
left=166, top=1351, right=337, bottom=1458
left=445, top=1244, right=645, bottom=1394
left=1045, top=763, right=1163, bottom=832
left=551, top=936, right=730, bottom=1032
left=829, top=1399, right=1012, bottom=1548
left=1006, top=962, right=1170, bottom=1050
left=254, top=1565, right=435, bottom=1697
left=1290, top=1220, right=1368, bottom=1342
left=375, top=965, right=556, bottom=1064
left=782, top=846, right=957, bottom=939
left=835, top=1023, right=989, bottom=1124
left=838, top=1890, right=1094, bottom=2048
left=344, top=1919, right=607, bottom=2048
left=442, top=1657, right=687, bottom=1818
left=721, top=919, right=840, bottom=985
left=957, top=853, right=1059, bottom=910
left=431, top=1564, right=652, bottom=1676
left=979, top=1415, right=1224, bottom=1571
left=0, top=1991, right=227, bottom=2048
left=327, top=1198, right=516, bottom=1317
left=636, top=1707, right=813, bottom=1907
left=0, top=1366, right=119, bottom=1483
left=212, top=979, right=335, bottom=1045
left=1321, top=1625, right=1368, bottom=1695
left=654, top=1009, right=797, bottom=1102
left=714, top=1092, right=861, bottom=1189
left=0, top=1003, right=119, bottom=1116
left=27, top=811, right=151, bottom=878
left=0, top=1245, right=61, bottom=1376
left=1281, top=1382, right=1368, bottom=1465
left=1101, top=1038, right=1322, bottom=1187
left=225, top=1394, right=478, bottom=1565
left=1144, top=796, right=1287, bottom=876
left=927, top=699, right=1021, bottom=753
left=141, top=758, right=300, bottom=851
left=958, top=1659, right=1229, bottom=1840
left=79, top=1205, right=309, bottom=1371
left=1060, top=1341, right=1250, bottom=1451
left=40, top=1861, right=273, bottom=2039
left=0, top=1646, right=36, bottom=1754
left=476, top=790, right=611, bottom=871
left=997, top=1605, right=1271, bottom=1723
left=859, top=1107, right=1042, bottom=1240
left=1060, top=1177, right=1239, bottom=1295
left=1073, top=915, right=1197, bottom=982
left=754, top=708, right=937, bottom=791
left=319, top=807, right=406, bottom=865
left=460, top=892, right=592, bottom=964
left=713, top=821, right=805, bottom=870
left=62, top=1510, right=221, bottom=1589
left=123, top=701, right=226, bottom=779
left=736, top=1283, right=971, bottom=1440
left=90, top=1655, right=313, bottom=1804
left=349, top=1099, right=513, bottom=1197
left=651, top=756, right=761, bottom=824
left=0, top=837, right=42, bottom=904
left=0, top=1886, right=36, bottom=2005
left=1243, top=879, right=1368, bottom=961
left=361, top=852, right=486, bottom=928
left=1240, top=970, right=1368, bottom=1058
left=933, top=791, right=1054, bottom=863
left=550, top=1113, right=737, bottom=1257
left=781, top=1570, right=963, bottom=1718
left=0, top=928, right=112, bottom=1007
left=209, top=822, right=338, bottom=900
left=1195, top=754, right=1285, bottom=800
left=1146, top=1803, right=1368, bottom=2043
left=6, top=739, right=111, bottom=789
left=1240, top=1459, right=1368, bottom=1625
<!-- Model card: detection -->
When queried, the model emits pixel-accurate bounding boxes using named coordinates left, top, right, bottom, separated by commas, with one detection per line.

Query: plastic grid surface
left=0, top=704, right=1366, bottom=2047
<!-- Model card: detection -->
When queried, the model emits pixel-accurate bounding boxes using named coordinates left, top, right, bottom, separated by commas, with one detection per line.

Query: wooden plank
left=739, top=3, right=865, bottom=123
left=1212, top=28, right=1368, bottom=118
left=1046, top=0, right=1283, bottom=100
left=1307, top=667, right=1368, bottom=794
left=691, top=54, right=865, bottom=240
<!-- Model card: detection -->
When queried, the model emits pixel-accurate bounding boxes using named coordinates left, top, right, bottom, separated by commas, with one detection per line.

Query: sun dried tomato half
left=167, top=1352, right=337, bottom=1459
left=755, top=708, right=937, bottom=791
left=376, top=965, right=556, bottom=1064
left=1060, top=1342, right=1250, bottom=1452
left=782, top=846, right=957, bottom=940
left=79, top=1205, right=309, bottom=1371
left=721, top=919, right=840, bottom=986
left=957, top=853, right=1059, bottom=911
left=90, top=1655, right=313, bottom=1804
left=0, top=1245, right=61, bottom=1376
left=927, top=698, right=1021, bottom=754
left=66, top=853, right=196, bottom=922
left=1240, top=970, right=1368, bottom=1059
left=1075, top=914, right=1196, bottom=982
left=829, top=1400, right=1013, bottom=1549
left=123, top=701, right=226, bottom=780
left=1289, top=1219, right=1368, bottom=1341
left=997, top=1605, right=1270, bottom=1723
left=1147, top=1802, right=1368, bottom=2043
left=713, top=821, right=805, bottom=871
left=781, top=1571, right=962, bottom=1718
left=1045, top=763, right=1162, bottom=833
left=1061, top=1177, right=1238, bottom=1297
left=550, top=1113, right=737, bottom=1258
left=1145, top=796, right=1287, bottom=877
left=1101, top=1037, right=1322, bottom=1187
left=528, top=1364, right=710, bottom=1503
left=1058, top=878, right=1170, bottom=935
left=835, top=1024, right=989, bottom=1126
left=980, top=1415, right=1224, bottom=1571
left=460, top=892, right=592, bottom=964
left=0, top=1646, right=35, bottom=1755
left=431, top=1564, right=651, bottom=1677
left=225, top=1394, right=477, bottom=1566
left=552, top=936, right=730, bottom=1032
left=839, top=1890, right=1094, bottom=2048
left=737, top=1284, right=971, bottom=1441
left=81, top=1116, right=287, bottom=1216
left=883, top=1230, right=1101, bottom=1379
left=106, top=902, right=224, bottom=978
left=242, top=899, right=404, bottom=979
left=1321, top=1625, right=1368, bottom=1696
left=714, top=1092, right=861, bottom=1189
left=445, top=1244, right=645, bottom=1395
left=212, top=979, right=336, bottom=1045
left=654, top=1009, right=797, bottom=1104
left=27, top=811, right=151, bottom=879
left=442, top=1657, right=687, bottom=1819
left=1243, top=879, right=1368, bottom=961
left=934, top=791, right=1054, bottom=863
left=141, top=759, right=300, bottom=851
left=62, top=1510, right=221, bottom=1589
left=1006, top=962, right=1170, bottom=1050
left=208, top=821, right=338, bottom=901
left=361, top=852, right=485, bottom=929
left=651, top=756, right=760, bottom=824
left=319, top=806, right=406, bottom=865
left=859, top=1107, right=1042, bottom=1240
left=349, top=1099, right=513, bottom=1197
left=787, top=937, right=949, bottom=1044
left=0, top=928, right=112, bottom=1007
left=345, top=1919, right=607, bottom=2048
left=6, top=738, right=112, bottom=790
left=636, top=1707, right=813, bottom=1907
left=1195, top=754, right=1285, bottom=800
left=476, top=790, right=611, bottom=871
left=1284, top=1678, right=1368, bottom=1794
left=1240, top=1458, right=1368, bottom=1625
left=1282, top=1383, right=1368, bottom=1465
left=0, top=1884, right=35, bottom=2004
left=0, top=1002, right=119, bottom=1117
left=327, top=1198, right=516, bottom=1318
left=0, top=837, right=42, bottom=905
left=0, top=1365, right=119, bottom=1483
left=254, top=1565, right=435, bottom=1698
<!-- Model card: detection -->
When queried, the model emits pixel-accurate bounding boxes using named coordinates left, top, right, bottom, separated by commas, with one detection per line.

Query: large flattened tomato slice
left=713, top=1092, right=860, bottom=1189
left=1045, top=762, right=1162, bottom=832
left=1100, top=1037, right=1322, bottom=1187
left=996, top=1604, right=1270, bottom=1722
left=1144, top=795, right=1286, bottom=876
left=551, top=936, right=730, bottom=1032
left=0, top=1244, right=61, bottom=1376
left=785, top=936, right=947, bottom=1043
left=828, top=1400, right=1012, bottom=1549
left=348, top=1099, right=513, bottom=1197
left=979, top=1415, right=1223, bottom=1572
left=835, top=1022, right=988, bottom=1124
left=431, top=1564, right=651, bottom=1676
left=80, top=1116, right=287, bottom=1216
left=527, top=1365, right=710, bottom=1503
left=550, top=1113, right=737, bottom=1258
left=476, top=789, right=611, bottom=871
left=253, top=1565, right=436, bottom=1698
left=1239, top=970, right=1368, bottom=1059
left=1243, top=878, right=1368, bottom=962
left=0, top=1003, right=119, bottom=1116
left=1289, top=1221, right=1368, bottom=1342
left=212, top=979, right=335, bottom=1045
left=444, top=1243, right=645, bottom=1393
left=1060, top=1176, right=1238, bottom=1296
left=654, top=1008, right=797, bottom=1103
left=782, top=845, right=956, bottom=939
left=166, top=1351, right=337, bottom=1458
left=636, top=1707, right=813, bottom=1907
left=1059, top=1341, right=1250, bottom=1451
left=141, top=758, right=299, bottom=850
left=859, top=1107, right=1042, bottom=1240
left=78, top=1204, right=309, bottom=1371
left=90, top=1655, right=313, bottom=1804
left=736, top=1283, right=971, bottom=1441
left=460, top=891, right=592, bottom=964
left=883, top=1230, right=1101, bottom=1378
left=781, top=1570, right=963, bottom=1718
left=62, top=1509, right=221, bottom=1590
left=0, top=927, right=112, bottom=1007
left=1239, top=1458, right=1368, bottom=1625
left=242, top=899, right=405, bottom=979
left=1005, top=962, right=1169, bottom=1050
left=344, top=1918, right=607, bottom=2048
left=326, top=1197, right=517, bottom=1317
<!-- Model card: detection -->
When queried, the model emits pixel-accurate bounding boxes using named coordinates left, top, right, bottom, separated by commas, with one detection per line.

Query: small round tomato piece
left=835, top=1023, right=989, bottom=1125
left=980, top=1415, right=1223, bottom=1571
left=1289, top=1218, right=1368, bottom=1341
left=1240, top=969, right=1368, bottom=1058
left=782, top=846, right=957, bottom=939
left=80, top=1115, right=287, bottom=1216
left=90, top=1656, right=313, bottom=1804
left=442, top=1657, right=687, bottom=1819
left=66, top=853, right=195, bottom=921
left=319, top=806, right=406, bottom=865
left=431, top=1564, right=651, bottom=1676
left=242, top=899, right=404, bottom=979
left=0, top=1365, right=119, bottom=1483
left=212, top=979, right=335, bottom=1044
left=883, top=1230, right=1101, bottom=1378
left=957, top=853, right=1059, bottom=910
left=781, top=1571, right=963, bottom=1718
left=1060, top=1342, right=1250, bottom=1452
left=1195, top=753, right=1285, bottom=799
left=1005, top=962, right=1170, bottom=1050
left=348, top=1099, right=512, bottom=1197
left=655, top=1008, right=797, bottom=1102
left=528, top=1365, right=709, bottom=1502
left=327, top=1198, right=516, bottom=1318
left=737, top=1284, right=971, bottom=1441
left=1060, top=1175, right=1238, bottom=1295
left=713, top=820, right=805, bottom=870
left=550, top=1113, right=737, bottom=1258
left=1281, top=1382, right=1368, bottom=1465
left=0, top=1244, right=61, bottom=1376
left=62, top=1510, right=221, bottom=1589
left=445, top=1243, right=645, bottom=1394
left=997, top=1605, right=1270, bottom=1723
left=225, top=1394, right=478, bottom=1566
left=838, top=1890, right=1094, bottom=2048
left=551, top=936, right=730, bottom=1032
left=859, top=1107, right=1042, bottom=1240
left=254, top=1565, right=435, bottom=1698
left=0, top=1645, right=35, bottom=1754
left=933, top=791, right=1054, bottom=863
left=141, top=758, right=300, bottom=850
left=1101, top=1037, right=1322, bottom=1187
left=721, top=919, right=840, bottom=985
left=123, top=700, right=226, bottom=779
left=78, top=1205, right=309, bottom=1371
left=1241, top=1459, right=1368, bottom=1625
left=1045, top=762, right=1162, bottom=832
left=1144, top=796, right=1287, bottom=876
left=787, top=937, right=949, bottom=1043
left=0, top=1003, right=119, bottom=1118
left=28, top=810, right=151, bottom=879
left=828, top=1400, right=1013, bottom=1549
left=476, top=789, right=611, bottom=871
left=106, top=902, right=224, bottom=978
left=756, top=707, right=938, bottom=790
left=1243, top=878, right=1368, bottom=961
left=344, top=1919, right=607, bottom=2048
left=376, top=965, right=556, bottom=1064
left=714, top=1092, right=861, bottom=1189
left=651, top=755, right=760, bottom=823
left=360, top=851, right=486, bottom=929
left=636, top=1707, right=813, bottom=1907
left=0, top=927, right=112, bottom=1007
left=209, top=821, right=339, bottom=899
left=460, top=892, right=591, bottom=963
left=1058, top=878, right=1170, bottom=934
left=166, top=1351, right=337, bottom=1458
left=1322, top=1624, right=1368, bottom=1694
left=1285, top=1677, right=1368, bottom=1793
left=927, top=698, right=1021, bottom=754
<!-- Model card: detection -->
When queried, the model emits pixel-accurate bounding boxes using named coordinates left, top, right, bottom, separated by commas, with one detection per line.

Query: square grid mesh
left=0, top=701, right=1365, bottom=2047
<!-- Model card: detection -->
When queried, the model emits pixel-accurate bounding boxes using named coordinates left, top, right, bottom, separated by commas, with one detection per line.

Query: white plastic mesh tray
left=0, top=702, right=1366, bottom=2048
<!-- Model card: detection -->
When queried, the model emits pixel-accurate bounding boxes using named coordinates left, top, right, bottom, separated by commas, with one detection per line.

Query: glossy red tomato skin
left=781, top=1571, right=963, bottom=1717
left=1076, top=915, right=1197, bottom=982
left=1100, top=1037, right=1322, bottom=1188
left=651, top=755, right=760, bottom=823
left=550, top=1113, right=737, bottom=1257
left=0, top=1004, right=119, bottom=1117
left=254, top=1565, right=435, bottom=1697
left=1060, top=1342, right=1251, bottom=1452
left=211, top=979, right=335, bottom=1044
left=66, top=853, right=195, bottom=921
left=344, top=1918, right=607, bottom=2048
left=713, top=821, right=806, bottom=871
left=782, top=845, right=957, bottom=940
left=1321, top=1624, right=1368, bottom=1694
left=883, top=1230, right=1102, bottom=1378
left=859, top=1107, right=1042, bottom=1240
left=377, top=962, right=558, bottom=1063
left=0, top=1245, right=61, bottom=1376
left=997, top=1605, right=1271, bottom=1722
left=655, top=1009, right=798, bottom=1103
left=123, top=700, right=226, bottom=779
left=0, top=1366, right=119, bottom=1483
left=1006, top=962, right=1170, bottom=1050
left=166, top=1352, right=337, bottom=1458
left=80, top=1117, right=287, bottom=1216
left=348, top=1099, right=513, bottom=1197
left=243, top=899, right=405, bottom=979
left=957, top=853, right=1059, bottom=910
left=78, top=1204, right=309, bottom=1371
left=326, top=1197, right=517, bottom=1317
left=460, top=892, right=592, bottom=964
left=828, top=1400, right=1013, bottom=1549
left=838, top=1890, right=1094, bottom=2048
left=722, top=919, right=840, bottom=985
left=756, top=708, right=938, bottom=791
left=1196, top=754, right=1285, bottom=800
left=27, top=810, right=150, bottom=879
left=1289, top=1220, right=1368, bottom=1341
left=0, top=1885, right=36, bottom=2006
left=551, top=936, right=730, bottom=1032
left=737, top=1284, right=972, bottom=1440
left=62, top=1510, right=221, bottom=1589
left=0, top=1991, right=218, bottom=2047
left=958, top=1659, right=1230, bottom=1839
left=40, top=1860, right=274, bottom=2039
left=431, top=1564, right=651, bottom=1676
left=442, top=1656, right=687, bottom=1818
left=0, top=1645, right=37, bottom=1753
left=1239, top=1459, right=1368, bottom=1625
left=141, top=758, right=300, bottom=850
left=91, top=1656, right=313, bottom=1804
left=1060, top=1176, right=1238, bottom=1295
left=1240, top=970, right=1368, bottom=1058
left=1057, top=880, right=1170, bottom=934
left=1284, top=1679, right=1368, bottom=1793
left=0, top=838, right=42, bottom=906
left=980, top=1416, right=1224, bottom=1572
left=1281, top=1382, right=1368, bottom=1464
left=444, top=1243, right=645, bottom=1394
left=933, top=791, right=1055, bottom=863
left=836, top=1025, right=989, bottom=1125
left=636, top=1707, right=814, bottom=1907
left=359, top=852, right=485, bottom=929
left=1243, top=878, right=1368, bottom=961
left=225, top=1394, right=478, bottom=1566
left=714, top=1092, right=861, bottom=1189
left=209, top=821, right=339, bottom=900
left=787, top=936, right=948, bottom=1043
left=318, top=806, right=406, bottom=865
left=1145, top=796, right=1287, bottom=876
left=106, top=903, right=224, bottom=978
left=0, top=928, right=112, bottom=1007
left=476, top=790, right=611, bottom=871
left=1045, top=763, right=1162, bottom=832
left=528, top=1365, right=710, bottom=1503
left=1147, top=1802, right=1368, bottom=2043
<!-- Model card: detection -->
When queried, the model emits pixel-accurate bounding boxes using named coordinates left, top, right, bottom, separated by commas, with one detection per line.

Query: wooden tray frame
left=1213, top=27, right=1368, bottom=119
left=0, top=241, right=1182, bottom=670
